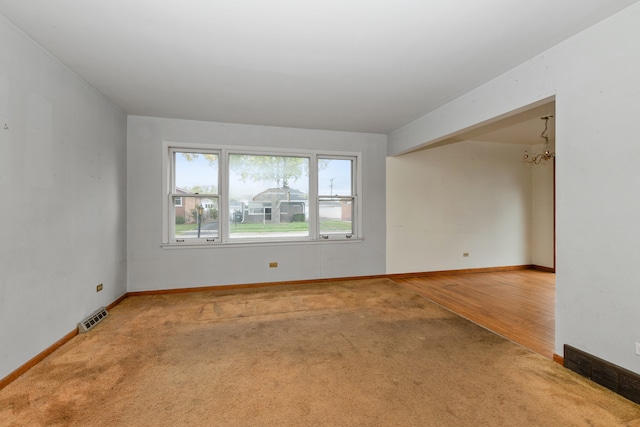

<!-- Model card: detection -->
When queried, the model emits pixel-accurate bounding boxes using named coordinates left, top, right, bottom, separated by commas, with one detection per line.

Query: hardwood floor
left=393, top=269, right=556, bottom=359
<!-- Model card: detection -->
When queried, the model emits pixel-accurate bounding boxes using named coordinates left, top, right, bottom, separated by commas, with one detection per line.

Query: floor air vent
left=78, top=307, right=108, bottom=333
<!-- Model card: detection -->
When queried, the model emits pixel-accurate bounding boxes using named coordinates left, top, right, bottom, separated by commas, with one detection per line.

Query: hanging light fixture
left=524, top=115, right=555, bottom=164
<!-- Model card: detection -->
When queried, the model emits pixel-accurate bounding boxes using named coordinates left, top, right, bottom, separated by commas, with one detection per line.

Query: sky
left=175, top=153, right=351, bottom=200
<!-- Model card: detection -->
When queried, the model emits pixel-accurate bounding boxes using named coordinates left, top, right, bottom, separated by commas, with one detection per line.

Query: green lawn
left=175, top=224, right=198, bottom=233
left=230, top=221, right=309, bottom=233
left=176, top=220, right=351, bottom=234
left=230, top=220, right=351, bottom=233
left=319, top=220, right=352, bottom=232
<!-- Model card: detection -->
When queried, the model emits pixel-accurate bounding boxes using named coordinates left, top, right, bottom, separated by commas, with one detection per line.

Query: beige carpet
left=1, top=278, right=639, bottom=426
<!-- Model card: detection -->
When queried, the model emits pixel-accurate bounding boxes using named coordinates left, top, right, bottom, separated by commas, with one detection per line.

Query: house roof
left=253, top=187, right=307, bottom=202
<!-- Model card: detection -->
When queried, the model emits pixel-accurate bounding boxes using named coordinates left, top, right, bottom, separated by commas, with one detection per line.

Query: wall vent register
left=78, top=307, right=108, bottom=333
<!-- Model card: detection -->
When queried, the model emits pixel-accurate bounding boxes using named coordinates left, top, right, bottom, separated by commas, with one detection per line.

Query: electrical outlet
left=269, top=262, right=278, bottom=268
left=96, top=283, right=103, bottom=292
left=463, top=253, right=469, bottom=257
left=635, top=342, right=640, bottom=356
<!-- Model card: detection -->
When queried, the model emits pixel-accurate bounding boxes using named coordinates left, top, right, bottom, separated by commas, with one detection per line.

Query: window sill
left=160, top=237, right=364, bottom=249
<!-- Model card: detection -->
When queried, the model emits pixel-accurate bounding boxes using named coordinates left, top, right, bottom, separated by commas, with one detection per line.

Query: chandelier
left=523, top=116, right=555, bottom=164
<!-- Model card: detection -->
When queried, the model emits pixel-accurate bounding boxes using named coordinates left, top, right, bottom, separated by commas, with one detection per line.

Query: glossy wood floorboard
left=393, top=269, right=555, bottom=359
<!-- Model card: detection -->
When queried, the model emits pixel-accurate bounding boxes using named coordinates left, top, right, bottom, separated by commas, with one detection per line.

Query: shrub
left=292, top=213, right=305, bottom=222
left=175, top=216, right=186, bottom=225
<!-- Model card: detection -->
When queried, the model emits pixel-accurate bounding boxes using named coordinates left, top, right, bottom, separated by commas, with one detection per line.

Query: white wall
left=0, top=17, right=127, bottom=379
left=531, top=145, right=555, bottom=269
left=388, top=4, right=640, bottom=373
left=387, top=141, right=532, bottom=274
left=127, top=116, right=386, bottom=291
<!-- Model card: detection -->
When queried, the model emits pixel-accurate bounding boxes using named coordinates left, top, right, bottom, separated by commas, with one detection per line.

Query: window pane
left=174, top=151, right=218, bottom=194
left=319, top=198, right=353, bottom=235
left=174, top=196, right=219, bottom=240
left=229, top=154, right=309, bottom=239
left=318, top=158, right=352, bottom=196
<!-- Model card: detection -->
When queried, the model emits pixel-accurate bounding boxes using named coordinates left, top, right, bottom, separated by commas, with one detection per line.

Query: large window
left=164, top=144, right=360, bottom=245
left=229, top=154, right=310, bottom=240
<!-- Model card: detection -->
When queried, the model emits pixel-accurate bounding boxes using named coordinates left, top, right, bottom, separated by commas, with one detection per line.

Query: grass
left=175, top=220, right=352, bottom=234
left=230, top=222, right=309, bottom=233
left=175, top=224, right=198, bottom=233
left=230, top=220, right=351, bottom=233
left=319, top=220, right=352, bottom=232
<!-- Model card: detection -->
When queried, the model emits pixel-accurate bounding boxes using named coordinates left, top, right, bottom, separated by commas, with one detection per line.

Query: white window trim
left=161, top=141, right=362, bottom=247
left=317, top=155, right=360, bottom=240
left=166, top=146, right=220, bottom=245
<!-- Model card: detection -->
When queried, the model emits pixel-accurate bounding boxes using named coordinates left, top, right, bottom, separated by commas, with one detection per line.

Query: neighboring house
left=318, top=200, right=352, bottom=222
left=173, top=188, right=190, bottom=222
left=243, top=186, right=307, bottom=224
left=175, top=188, right=216, bottom=224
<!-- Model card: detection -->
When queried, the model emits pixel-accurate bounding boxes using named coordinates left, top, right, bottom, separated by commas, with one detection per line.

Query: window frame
left=162, top=141, right=362, bottom=247
left=165, top=145, right=221, bottom=245
left=317, top=155, right=359, bottom=240
left=226, top=151, right=312, bottom=243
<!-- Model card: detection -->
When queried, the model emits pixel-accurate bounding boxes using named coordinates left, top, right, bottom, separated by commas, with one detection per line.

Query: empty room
left=1, top=1, right=639, bottom=425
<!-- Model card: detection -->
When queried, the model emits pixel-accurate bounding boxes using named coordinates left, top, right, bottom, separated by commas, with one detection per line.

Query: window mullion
left=219, top=149, right=229, bottom=243
left=168, top=149, right=178, bottom=242
left=309, top=153, right=318, bottom=239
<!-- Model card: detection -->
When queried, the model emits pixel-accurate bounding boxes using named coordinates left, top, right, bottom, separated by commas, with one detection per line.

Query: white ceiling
left=0, top=1, right=637, bottom=134
left=440, top=102, right=557, bottom=147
